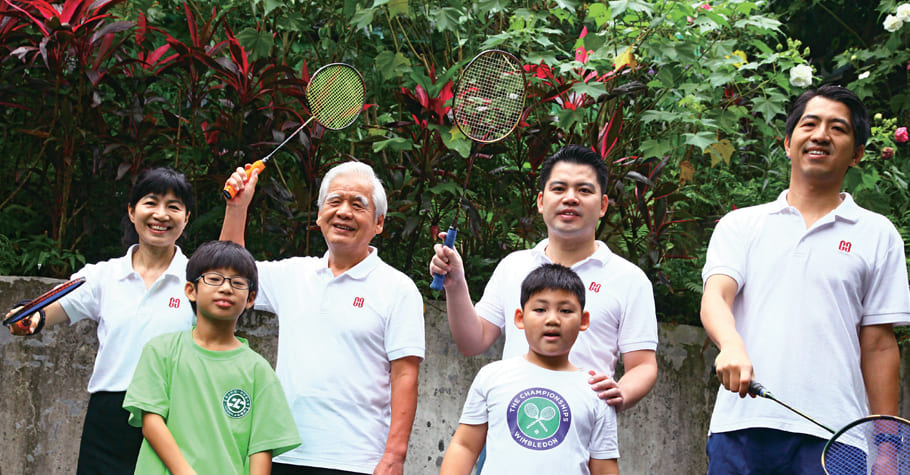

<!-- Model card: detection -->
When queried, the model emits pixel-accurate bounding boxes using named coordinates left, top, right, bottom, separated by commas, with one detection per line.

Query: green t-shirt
left=123, top=330, right=301, bottom=474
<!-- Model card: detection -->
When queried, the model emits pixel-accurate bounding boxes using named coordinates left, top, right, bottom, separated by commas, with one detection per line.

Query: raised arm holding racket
left=429, top=49, right=526, bottom=290
left=222, top=62, right=366, bottom=200
left=701, top=85, right=910, bottom=473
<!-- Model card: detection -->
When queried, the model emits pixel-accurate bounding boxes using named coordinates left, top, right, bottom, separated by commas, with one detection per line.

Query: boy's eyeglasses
left=196, top=272, right=252, bottom=290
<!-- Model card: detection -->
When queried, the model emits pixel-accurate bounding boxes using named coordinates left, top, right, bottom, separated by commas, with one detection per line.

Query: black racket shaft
left=712, top=364, right=835, bottom=433
left=747, top=380, right=835, bottom=434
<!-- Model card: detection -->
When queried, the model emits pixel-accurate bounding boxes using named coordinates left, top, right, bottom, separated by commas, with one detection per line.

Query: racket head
left=305, top=63, right=366, bottom=131
left=3, top=277, right=86, bottom=326
left=452, top=49, right=526, bottom=144
left=822, top=414, right=910, bottom=474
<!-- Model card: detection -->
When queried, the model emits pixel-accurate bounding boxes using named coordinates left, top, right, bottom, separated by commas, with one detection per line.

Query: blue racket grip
left=430, top=227, right=457, bottom=291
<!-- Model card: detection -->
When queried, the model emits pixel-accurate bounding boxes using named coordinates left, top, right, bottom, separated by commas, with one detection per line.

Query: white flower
left=897, top=4, right=910, bottom=22
left=884, top=14, right=902, bottom=32
left=789, top=64, right=813, bottom=88
left=858, top=71, right=870, bottom=80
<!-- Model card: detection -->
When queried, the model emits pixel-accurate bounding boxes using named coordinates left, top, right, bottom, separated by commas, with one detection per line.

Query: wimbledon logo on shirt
left=222, top=388, right=251, bottom=418
left=507, top=387, right=571, bottom=450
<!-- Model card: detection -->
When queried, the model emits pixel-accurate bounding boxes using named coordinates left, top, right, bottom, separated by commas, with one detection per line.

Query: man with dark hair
left=430, top=144, right=658, bottom=412
left=703, top=85, right=910, bottom=473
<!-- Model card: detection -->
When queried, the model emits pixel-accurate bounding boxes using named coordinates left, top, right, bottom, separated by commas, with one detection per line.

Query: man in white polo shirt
left=702, top=85, right=910, bottom=473
left=221, top=161, right=425, bottom=475
left=430, top=144, right=658, bottom=412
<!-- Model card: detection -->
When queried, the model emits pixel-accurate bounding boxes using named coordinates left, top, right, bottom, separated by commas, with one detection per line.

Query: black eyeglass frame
left=195, top=272, right=252, bottom=290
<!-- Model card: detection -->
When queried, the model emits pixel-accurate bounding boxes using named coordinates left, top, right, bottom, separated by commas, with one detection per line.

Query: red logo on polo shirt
left=353, top=297, right=365, bottom=308
left=838, top=240, right=852, bottom=253
left=168, top=298, right=180, bottom=308
left=588, top=282, right=601, bottom=293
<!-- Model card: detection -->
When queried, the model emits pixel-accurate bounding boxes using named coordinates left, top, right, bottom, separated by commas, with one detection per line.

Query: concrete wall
left=1, top=276, right=907, bottom=474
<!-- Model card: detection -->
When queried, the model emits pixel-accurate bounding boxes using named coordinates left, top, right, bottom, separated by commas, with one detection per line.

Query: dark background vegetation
left=1, top=0, right=908, bottom=327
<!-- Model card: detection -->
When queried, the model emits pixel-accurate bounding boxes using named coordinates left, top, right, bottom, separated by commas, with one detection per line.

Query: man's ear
left=850, top=144, right=865, bottom=167
left=514, top=308, right=525, bottom=330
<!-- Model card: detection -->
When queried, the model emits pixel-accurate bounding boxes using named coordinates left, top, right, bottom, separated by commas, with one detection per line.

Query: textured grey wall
left=2, top=276, right=907, bottom=474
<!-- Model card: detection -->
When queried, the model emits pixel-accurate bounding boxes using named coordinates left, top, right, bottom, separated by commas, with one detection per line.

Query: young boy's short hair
left=186, top=241, right=258, bottom=312
left=519, top=263, right=586, bottom=311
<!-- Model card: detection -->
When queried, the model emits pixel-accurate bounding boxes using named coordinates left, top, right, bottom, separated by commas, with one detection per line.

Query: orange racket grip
left=222, top=161, right=266, bottom=200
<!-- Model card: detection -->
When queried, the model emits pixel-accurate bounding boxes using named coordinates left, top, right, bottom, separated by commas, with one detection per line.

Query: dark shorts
left=76, top=391, right=143, bottom=475
left=706, top=428, right=865, bottom=475
left=272, top=463, right=368, bottom=475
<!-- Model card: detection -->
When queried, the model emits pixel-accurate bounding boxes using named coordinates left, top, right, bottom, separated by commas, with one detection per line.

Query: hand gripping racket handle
left=430, top=226, right=457, bottom=291
left=222, top=160, right=266, bottom=200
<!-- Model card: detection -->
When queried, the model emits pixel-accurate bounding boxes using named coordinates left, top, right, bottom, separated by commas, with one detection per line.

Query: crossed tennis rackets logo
left=507, top=388, right=572, bottom=450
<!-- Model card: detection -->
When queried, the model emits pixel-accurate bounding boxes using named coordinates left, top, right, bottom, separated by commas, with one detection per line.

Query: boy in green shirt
left=124, top=240, right=301, bottom=474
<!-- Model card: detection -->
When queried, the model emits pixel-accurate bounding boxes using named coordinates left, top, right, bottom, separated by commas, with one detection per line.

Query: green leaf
left=428, top=124, right=471, bottom=158
left=387, top=0, right=409, bottom=17
left=557, top=108, right=587, bottom=131
left=261, top=0, right=283, bottom=16
left=586, top=2, right=610, bottom=28
left=375, top=50, right=412, bottom=80
left=372, top=137, right=414, bottom=152
left=235, top=28, right=274, bottom=61
left=351, top=7, right=376, bottom=29
left=639, top=138, right=672, bottom=159
left=683, top=131, right=717, bottom=151
left=570, top=82, right=607, bottom=99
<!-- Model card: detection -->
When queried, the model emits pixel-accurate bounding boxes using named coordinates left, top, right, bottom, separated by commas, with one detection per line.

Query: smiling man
left=702, top=85, right=910, bottom=473
left=430, top=144, right=658, bottom=413
left=221, top=161, right=425, bottom=475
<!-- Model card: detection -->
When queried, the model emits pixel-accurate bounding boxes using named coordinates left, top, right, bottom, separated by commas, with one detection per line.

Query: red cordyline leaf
left=414, top=84, right=429, bottom=108
left=598, top=102, right=623, bottom=158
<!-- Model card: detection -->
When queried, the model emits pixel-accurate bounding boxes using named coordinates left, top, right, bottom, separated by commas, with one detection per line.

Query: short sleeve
left=587, top=400, right=619, bottom=460
left=122, top=335, right=173, bottom=427
left=459, top=366, right=491, bottom=425
left=474, top=259, right=511, bottom=330
left=247, top=360, right=302, bottom=458
left=702, top=212, right=748, bottom=291
left=385, top=276, right=425, bottom=361
left=58, top=263, right=102, bottom=324
left=617, top=268, right=658, bottom=354
left=862, top=223, right=910, bottom=326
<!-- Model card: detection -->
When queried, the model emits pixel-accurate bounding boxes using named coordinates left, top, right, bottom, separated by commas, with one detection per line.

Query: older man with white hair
left=221, top=161, right=425, bottom=475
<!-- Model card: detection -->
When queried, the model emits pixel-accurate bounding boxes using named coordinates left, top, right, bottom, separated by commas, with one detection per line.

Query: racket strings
left=307, top=65, right=365, bottom=130
left=454, top=51, right=525, bottom=143
left=823, top=417, right=910, bottom=474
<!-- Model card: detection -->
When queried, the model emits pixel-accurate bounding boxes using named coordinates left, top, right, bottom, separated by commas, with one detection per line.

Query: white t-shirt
left=703, top=191, right=910, bottom=439
left=59, top=245, right=195, bottom=392
left=460, top=356, right=618, bottom=475
left=475, top=239, right=657, bottom=375
left=254, top=248, right=425, bottom=473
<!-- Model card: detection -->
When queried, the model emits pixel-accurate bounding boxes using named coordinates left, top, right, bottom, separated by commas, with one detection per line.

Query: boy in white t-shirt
left=441, top=264, right=619, bottom=475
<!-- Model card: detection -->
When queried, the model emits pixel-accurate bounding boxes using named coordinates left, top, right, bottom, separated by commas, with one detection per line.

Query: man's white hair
left=317, top=161, right=388, bottom=220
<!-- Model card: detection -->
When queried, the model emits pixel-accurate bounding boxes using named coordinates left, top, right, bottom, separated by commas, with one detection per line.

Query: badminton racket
left=714, top=367, right=910, bottom=474
left=3, top=277, right=86, bottom=327
left=430, top=49, right=526, bottom=290
left=223, top=63, right=366, bottom=199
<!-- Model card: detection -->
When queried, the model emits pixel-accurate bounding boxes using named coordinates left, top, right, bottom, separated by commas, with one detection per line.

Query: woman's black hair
left=121, top=168, right=195, bottom=247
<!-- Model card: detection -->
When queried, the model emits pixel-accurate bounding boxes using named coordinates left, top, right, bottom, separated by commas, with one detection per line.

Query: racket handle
left=748, top=380, right=770, bottom=398
left=430, top=226, right=457, bottom=291
left=222, top=160, right=266, bottom=200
